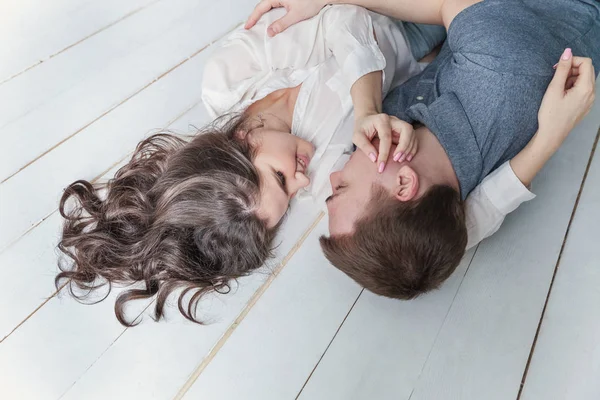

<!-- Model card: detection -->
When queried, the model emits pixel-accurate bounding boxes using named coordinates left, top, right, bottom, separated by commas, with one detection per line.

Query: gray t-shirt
left=383, top=0, right=600, bottom=199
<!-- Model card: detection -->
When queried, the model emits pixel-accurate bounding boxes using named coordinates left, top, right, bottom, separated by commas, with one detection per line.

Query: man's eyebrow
left=271, top=168, right=289, bottom=196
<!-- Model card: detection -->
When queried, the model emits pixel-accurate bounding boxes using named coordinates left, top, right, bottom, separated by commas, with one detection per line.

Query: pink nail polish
left=407, top=154, right=413, bottom=162
left=394, top=152, right=403, bottom=162
left=552, top=63, right=558, bottom=69
left=378, top=162, right=385, bottom=173
left=561, top=48, right=572, bottom=60
left=369, top=153, right=377, bottom=163
left=398, top=154, right=406, bottom=163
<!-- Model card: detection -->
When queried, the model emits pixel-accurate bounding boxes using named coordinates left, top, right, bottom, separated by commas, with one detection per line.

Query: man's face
left=326, top=140, right=400, bottom=235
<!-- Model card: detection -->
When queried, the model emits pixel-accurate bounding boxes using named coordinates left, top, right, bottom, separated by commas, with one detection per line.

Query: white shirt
left=201, top=5, right=535, bottom=249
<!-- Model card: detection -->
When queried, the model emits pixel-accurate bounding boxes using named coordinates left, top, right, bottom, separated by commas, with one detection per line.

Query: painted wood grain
left=297, top=249, right=477, bottom=400
left=181, top=218, right=364, bottom=400
left=0, top=0, right=157, bottom=84
left=406, top=89, right=600, bottom=400
left=0, top=0, right=253, bottom=184
left=520, top=137, right=600, bottom=400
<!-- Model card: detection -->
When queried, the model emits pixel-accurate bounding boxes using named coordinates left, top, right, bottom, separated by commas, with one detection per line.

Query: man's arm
left=245, top=0, right=481, bottom=36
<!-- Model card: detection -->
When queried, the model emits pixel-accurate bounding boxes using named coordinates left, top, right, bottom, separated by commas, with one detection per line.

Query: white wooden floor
left=1, top=1, right=599, bottom=399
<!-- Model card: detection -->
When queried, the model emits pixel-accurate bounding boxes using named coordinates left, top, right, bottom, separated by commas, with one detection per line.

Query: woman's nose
left=290, top=171, right=310, bottom=194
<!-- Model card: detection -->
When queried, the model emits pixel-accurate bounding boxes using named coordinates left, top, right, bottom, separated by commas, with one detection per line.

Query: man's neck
left=411, top=125, right=460, bottom=194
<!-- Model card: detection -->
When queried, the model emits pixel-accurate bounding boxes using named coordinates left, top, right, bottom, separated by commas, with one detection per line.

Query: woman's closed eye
left=276, top=171, right=288, bottom=194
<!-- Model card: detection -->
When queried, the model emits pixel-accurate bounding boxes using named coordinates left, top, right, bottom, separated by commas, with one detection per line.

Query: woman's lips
left=297, top=154, right=311, bottom=173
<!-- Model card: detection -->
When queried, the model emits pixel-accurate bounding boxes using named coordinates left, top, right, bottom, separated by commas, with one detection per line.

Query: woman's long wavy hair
left=56, top=115, right=278, bottom=326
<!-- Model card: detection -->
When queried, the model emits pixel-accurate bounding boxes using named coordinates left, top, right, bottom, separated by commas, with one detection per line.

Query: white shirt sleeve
left=464, top=161, right=536, bottom=249
left=201, top=5, right=386, bottom=118
left=319, top=5, right=386, bottom=89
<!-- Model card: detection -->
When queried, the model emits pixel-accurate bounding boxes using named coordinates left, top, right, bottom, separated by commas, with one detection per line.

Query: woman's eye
left=276, top=171, right=286, bottom=187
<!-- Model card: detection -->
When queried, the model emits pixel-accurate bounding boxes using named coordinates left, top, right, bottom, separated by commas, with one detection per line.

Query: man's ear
left=394, top=165, right=419, bottom=202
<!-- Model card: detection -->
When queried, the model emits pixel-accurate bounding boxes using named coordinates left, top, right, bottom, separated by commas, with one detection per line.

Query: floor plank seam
left=172, top=212, right=326, bottom=400
left=516, top=126, right=600, bottom=400
left=0, top=98, right=204, bottom=341
left=56, top=299, right=156, bottom=400
left=294, top=289, right=366, bottom=399
left=407, top=245, right=480, bottom=400
left=0, top=0, right=164, bottom=87
left=0, top=19, right=243, bottom=185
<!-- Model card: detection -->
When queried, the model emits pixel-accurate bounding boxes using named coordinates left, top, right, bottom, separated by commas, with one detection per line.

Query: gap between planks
left=516, top=126, right=600, bottom=400
left=173, top=212, right=326, bottom=400
left=0, top=0, right=164, bottom=87
left=0, top=99, right=202, bottom=344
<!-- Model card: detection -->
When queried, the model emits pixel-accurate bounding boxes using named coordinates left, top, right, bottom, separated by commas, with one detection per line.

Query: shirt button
left=416, top=96, right=424, bottom=101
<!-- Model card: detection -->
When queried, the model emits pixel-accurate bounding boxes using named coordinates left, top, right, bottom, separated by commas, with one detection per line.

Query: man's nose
left=329, top=171, right=341, bottom=189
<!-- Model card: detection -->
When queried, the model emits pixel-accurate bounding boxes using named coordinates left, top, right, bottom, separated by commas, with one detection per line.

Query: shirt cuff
left=481, top=161, right=536, bottom=215
left=342, top=43, right=386, bottom=90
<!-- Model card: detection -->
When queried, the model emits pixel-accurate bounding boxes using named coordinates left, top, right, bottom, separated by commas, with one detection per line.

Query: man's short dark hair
left=320, top=184, right=467, bottom=299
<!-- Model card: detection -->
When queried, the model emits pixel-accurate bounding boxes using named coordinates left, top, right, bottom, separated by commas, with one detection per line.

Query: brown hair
left=56, top=115, right=279, bottom=326
left=320, top=184, right=467, bottom=299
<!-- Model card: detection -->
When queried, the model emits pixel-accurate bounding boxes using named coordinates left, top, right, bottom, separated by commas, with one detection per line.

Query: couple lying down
left=57, top=0, right=599, bottom=325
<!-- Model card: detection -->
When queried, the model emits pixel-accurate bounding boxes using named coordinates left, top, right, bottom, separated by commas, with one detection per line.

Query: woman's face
left=247, top=127, right=315, bottom=228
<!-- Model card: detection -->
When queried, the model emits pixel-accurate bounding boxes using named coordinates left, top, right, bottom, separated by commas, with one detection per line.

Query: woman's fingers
left=391, top=117, right=414, bottom=163
left=352, top=132, right=378, bottom=164
left=549, top=48, right=574, bottom=91
left=374, top=116, right=392, bottom=172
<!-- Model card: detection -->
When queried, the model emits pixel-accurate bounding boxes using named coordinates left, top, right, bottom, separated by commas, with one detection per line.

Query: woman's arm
left=464, top=50, right=596, bottom=249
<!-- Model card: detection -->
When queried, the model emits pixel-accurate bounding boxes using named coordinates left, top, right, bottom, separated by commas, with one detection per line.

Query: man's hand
left=353, top=114, right=417, bottom=173
left=538, top=48, right=596, bottom=153
left=245, top=0, right=327, bottom=37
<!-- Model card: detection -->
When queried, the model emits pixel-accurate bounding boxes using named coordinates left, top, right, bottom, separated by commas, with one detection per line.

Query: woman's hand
left=245, top=0, right=327, bottom=37
left=537, top=48, right=596, bottom=153
left=511, top=48, right=596, bottom=186
left=354, top=113, right=417, bottom=173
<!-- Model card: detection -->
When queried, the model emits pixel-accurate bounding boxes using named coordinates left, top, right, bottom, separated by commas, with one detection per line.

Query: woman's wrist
left=509, top=130, right=558, bottom=186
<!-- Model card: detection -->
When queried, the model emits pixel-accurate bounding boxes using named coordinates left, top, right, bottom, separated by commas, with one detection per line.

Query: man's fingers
left=267, top=11, right=299, bottom=37
left=353, top=134, right=378, bottom=164
left=245, top=0, right=277, bottom=29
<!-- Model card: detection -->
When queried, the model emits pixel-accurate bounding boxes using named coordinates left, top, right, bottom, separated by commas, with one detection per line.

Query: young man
left=247, top=0, right=599, bottom=298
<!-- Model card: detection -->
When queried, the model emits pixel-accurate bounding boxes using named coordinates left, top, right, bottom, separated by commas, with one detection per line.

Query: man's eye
left=276, top=171, right=286, bottom=187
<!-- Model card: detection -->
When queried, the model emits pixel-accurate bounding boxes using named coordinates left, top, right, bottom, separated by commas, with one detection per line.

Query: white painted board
left=520, top=139, right=600, bottom=400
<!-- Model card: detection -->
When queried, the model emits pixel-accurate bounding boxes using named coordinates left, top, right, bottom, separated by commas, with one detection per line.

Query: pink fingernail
left=407, top=154, right=413, bottom=162
left=561, top=48, right=572, bottom=60
left=378, top=162, right=385, bottom=173
left=398, top=154, right=406, bottom=163
left=369, top=152, right=377, bottom=163
left=552, top=63, right=558, bottom=69
left=394, top=152, right=403, bottom=162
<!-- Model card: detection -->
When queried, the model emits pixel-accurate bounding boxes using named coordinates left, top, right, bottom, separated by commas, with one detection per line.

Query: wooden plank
left=0, top=35, right=213, bottom=339
left=180, top=218, right=364, bottom=400
left=520, top=137, right=600, bottom=400
left=0, top=0, right=251, bottom=184
left=58, top=202, right=324, bottom=400
left=296, top=249, right=477, bottom=400
left=0, top=0, right=157, bottom=84
left=404, top=88, right=600, bottom=400
left=0, top=14, right=253, bottom=253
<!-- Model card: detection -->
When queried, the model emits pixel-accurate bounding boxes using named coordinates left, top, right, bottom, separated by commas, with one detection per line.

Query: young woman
left=57, top=5, right=586, bottom=326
